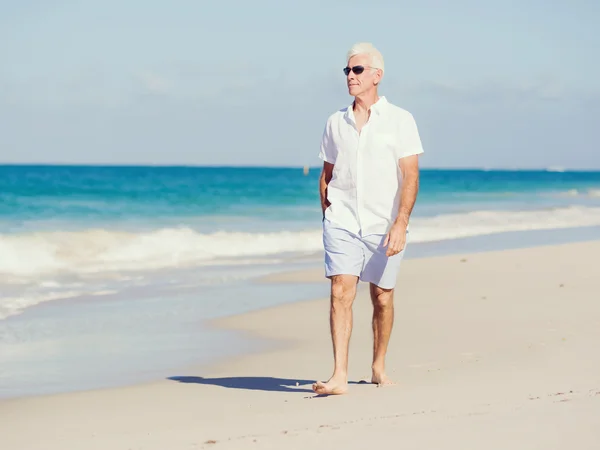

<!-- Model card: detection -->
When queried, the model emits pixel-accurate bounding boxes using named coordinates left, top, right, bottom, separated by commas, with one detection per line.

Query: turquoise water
left=1, top=165, right=600, bottom=320
left=1, top=165, right=321, bottom=232
left=2, top=165, right=600, bottom=231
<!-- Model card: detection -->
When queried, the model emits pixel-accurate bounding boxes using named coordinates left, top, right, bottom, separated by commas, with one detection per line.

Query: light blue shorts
left=322, top=219, right=407, bottom=289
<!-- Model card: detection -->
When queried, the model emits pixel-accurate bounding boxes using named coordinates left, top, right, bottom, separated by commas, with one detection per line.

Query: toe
left=312, top=381, right=325, bottom=393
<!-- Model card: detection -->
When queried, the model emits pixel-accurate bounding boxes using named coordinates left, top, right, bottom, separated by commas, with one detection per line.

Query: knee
left=371, top=287, right=394, bottom=309
left=331, top=277, right=355, bottom=307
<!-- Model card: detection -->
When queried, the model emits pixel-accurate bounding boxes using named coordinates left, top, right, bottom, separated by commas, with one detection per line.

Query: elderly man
left=314, top=42, right=424, bottom=395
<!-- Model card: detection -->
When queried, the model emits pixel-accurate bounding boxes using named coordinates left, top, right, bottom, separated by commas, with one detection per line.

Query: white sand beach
left=1, top=241, right=599, bottom=449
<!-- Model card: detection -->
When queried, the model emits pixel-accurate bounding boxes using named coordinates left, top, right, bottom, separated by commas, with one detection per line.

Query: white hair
left=346, top=42, right=385, bottom=73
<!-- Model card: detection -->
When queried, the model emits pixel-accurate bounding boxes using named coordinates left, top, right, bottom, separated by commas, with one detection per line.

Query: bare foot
left=371, top=370, right=396, bottom=387
left=312, top=377, right=348, bottom=395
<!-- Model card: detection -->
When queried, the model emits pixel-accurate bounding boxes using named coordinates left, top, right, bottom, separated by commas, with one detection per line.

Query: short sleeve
left=398, top=113, right=424, bottom=159
left=318, top=119, right=337, bottom=164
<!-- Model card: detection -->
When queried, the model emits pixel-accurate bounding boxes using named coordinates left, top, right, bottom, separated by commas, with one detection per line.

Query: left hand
left=383, top=221, right=407, bottom=257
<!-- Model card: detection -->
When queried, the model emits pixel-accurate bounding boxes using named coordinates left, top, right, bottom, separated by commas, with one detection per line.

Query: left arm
left=395, top=154, right=420, bottom=227
left=383, top=154, right=420, bottom=256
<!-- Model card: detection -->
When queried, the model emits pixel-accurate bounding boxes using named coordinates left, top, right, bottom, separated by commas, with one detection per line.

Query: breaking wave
left=2, top=205, right=600, bottom=279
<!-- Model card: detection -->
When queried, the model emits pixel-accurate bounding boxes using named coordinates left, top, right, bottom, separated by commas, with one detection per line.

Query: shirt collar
left=344, top=96, right=388, bottom=122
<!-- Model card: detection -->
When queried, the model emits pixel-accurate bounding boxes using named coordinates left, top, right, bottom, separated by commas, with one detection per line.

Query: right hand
left=321, top=200, right=330, bottom=219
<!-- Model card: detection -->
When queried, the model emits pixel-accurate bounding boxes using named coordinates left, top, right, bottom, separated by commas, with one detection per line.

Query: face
left=345, top=54, right=382, bottom=97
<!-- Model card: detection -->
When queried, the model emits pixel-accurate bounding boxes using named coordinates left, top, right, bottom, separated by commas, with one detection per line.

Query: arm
left=395, top=154, right=420, bottom=227
left=319, top=161, right=334, bottom=218
left=383, top=154, right=420, bottom=256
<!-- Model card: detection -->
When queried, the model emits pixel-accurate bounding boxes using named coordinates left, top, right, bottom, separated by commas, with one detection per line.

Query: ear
left=374, top=68, right=383, bottom=86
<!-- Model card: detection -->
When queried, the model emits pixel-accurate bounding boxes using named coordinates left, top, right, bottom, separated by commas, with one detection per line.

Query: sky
left=1, top=0, right=599, bottom=169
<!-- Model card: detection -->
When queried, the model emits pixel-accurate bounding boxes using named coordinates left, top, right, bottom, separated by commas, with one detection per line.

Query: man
left=314, top=42, right=424, bottom=395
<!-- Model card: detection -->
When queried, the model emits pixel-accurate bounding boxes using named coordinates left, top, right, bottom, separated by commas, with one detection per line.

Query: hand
left=321, top=200, right=331, bottom=218
left=383, top=221, right=407, bottom=257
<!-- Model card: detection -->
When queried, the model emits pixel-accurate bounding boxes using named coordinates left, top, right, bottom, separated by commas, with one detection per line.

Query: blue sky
left=1, top=0, right=599, bottom=169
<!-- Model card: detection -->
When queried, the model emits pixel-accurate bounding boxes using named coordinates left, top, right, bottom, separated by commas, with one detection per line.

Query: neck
left=353, top=90, right=379, bottom=113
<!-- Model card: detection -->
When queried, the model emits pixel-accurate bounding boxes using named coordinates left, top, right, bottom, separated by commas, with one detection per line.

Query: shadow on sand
left=167, top=376, right=317, bottom=393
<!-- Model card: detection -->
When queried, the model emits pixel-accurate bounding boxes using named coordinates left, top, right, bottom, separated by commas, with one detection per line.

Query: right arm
left=318, top=116, right=336, bottom=218
left=319, top=162, right=334, bottom=218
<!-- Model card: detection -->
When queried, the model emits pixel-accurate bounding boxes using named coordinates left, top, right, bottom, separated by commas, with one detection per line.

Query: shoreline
left=1, top=239, right=599, bottom=449
left=7, top=223, right=600, bottom=319
left=2, top=224, right=599, bottom=323
left=1, top=226, right=600, bottom=401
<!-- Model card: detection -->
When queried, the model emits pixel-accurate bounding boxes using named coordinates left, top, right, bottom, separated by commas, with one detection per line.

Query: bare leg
left=313, top=274, right=358, bottom=395
left=370, top=283, right=396, bottom=386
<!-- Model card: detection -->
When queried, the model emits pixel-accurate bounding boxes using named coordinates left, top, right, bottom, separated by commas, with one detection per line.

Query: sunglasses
left=343, top=65, right=375, bottom=76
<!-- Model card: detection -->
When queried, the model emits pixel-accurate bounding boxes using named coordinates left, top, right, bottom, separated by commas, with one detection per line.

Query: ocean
left=1, top=165, right=600, bottom=397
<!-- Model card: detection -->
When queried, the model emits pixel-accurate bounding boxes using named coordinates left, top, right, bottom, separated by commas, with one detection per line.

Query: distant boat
left=546, top=166, right=565, bottom=172
left=303, top=165, right=309, bottom=175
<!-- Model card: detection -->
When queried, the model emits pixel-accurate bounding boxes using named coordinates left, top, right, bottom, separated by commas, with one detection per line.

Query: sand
left=1, top=241, right=599, bottom=449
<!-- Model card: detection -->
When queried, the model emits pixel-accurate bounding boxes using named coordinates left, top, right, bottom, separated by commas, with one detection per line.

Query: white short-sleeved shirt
left=318, top=96, right=424, bottom=236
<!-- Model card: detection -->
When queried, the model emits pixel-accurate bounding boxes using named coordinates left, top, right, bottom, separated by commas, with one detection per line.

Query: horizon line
left=0, top=162, right=598, bottom=172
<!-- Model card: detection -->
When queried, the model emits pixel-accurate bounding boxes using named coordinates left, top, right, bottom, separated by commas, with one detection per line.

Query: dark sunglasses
left=343, top=65, right=374, bottom=76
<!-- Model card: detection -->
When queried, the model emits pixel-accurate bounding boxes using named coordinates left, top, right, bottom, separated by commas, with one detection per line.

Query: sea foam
left=1, top=205, right=599, bottom=280
left=2, top=205, right=600, bottom=320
